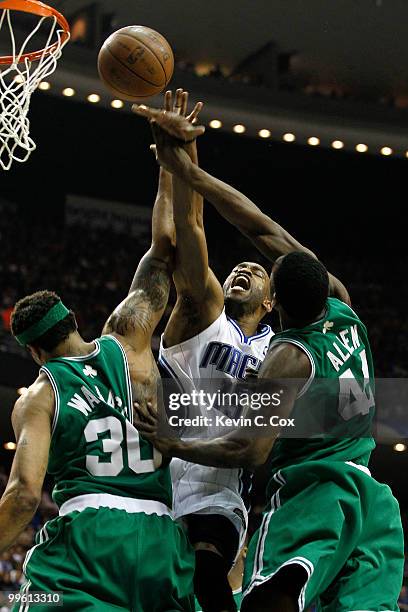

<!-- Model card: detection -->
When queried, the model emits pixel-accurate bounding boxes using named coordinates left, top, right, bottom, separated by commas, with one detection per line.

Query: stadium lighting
left=111, top=99, right=124, bottom=109
left=38, top=81, right=51, bottom=91
left=13, top=74, right=25, bottom=84
left=393, top=443, right=407, bottom=452
left=62, top=87, right=76, bottom=97
left=380, top=146, right=393, bottom=156
left=233, top=124, right=246, bottom=134
left=87, top=94, right=101, bottom=103
left=283, top=133, right=296, bottom=142
left=209, top=120, right=222, bottom=129
left=307, top=137, right=320, bottom=146
left=356, top=143, right=368, bottom=153
left=4, top=442, right=16, bottom=451
left=331, top=140, right=344, bottom=150
left=258, top=129, right=271, bottom=139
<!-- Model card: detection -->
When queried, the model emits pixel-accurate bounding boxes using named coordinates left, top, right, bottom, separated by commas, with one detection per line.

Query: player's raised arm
left=169, top=144, right=349, bottom=305
left=133, top=106, right=350, bottom=305
left=150, top=91, right=224, bottom=346
left=102, top=148, right=174, bottom=349
left=0, top=376, right=53, bottom=553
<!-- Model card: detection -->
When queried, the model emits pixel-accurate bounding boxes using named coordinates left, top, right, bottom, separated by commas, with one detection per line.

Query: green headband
left=16, top=301, right=70, bottom=347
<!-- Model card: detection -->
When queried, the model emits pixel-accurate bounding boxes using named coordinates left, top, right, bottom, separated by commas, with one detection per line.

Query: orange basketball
left=98, top=26, right=174, bottom=101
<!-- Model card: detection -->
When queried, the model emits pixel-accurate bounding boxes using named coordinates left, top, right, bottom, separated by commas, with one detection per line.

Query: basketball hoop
left=0, top=1, right=70, bottom=170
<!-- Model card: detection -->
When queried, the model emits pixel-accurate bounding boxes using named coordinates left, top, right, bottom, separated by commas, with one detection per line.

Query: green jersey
left=268, top=298, right=376, bottom=476
left=41, top=335, right=172, bottom=508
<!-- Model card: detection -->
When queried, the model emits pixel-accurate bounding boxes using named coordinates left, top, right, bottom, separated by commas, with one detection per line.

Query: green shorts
left=243, top=461, right=404, bottom=611
left=18, top=506, right=195, bottom=611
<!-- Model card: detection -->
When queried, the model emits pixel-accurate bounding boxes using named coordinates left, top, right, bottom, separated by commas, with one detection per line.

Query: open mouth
left=231, top=274, right=251, bottom=291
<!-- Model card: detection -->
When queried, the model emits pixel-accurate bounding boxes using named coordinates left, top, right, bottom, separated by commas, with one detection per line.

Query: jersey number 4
left=84, top=416, right=161, bottom=477
left=338, top=349, right=375, bottom=420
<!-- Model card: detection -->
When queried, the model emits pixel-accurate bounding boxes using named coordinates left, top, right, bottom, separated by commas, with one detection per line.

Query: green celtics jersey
left=41, top=335, right=172, bottom=508
left=268, top=298, right=376, bottom=475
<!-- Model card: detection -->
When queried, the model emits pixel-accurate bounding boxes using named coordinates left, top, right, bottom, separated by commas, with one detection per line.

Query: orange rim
left=0, top=0, right=70, bottom=64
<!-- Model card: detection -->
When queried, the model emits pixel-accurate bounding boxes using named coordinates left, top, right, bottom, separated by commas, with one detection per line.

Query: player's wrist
left=178, top=155, right=198, bottom=181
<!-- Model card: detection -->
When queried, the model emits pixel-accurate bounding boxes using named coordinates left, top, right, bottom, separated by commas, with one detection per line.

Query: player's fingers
left=174, top=88, right=184, bottom=114
left=133, top=402, right=157, bottom=427
left=145, top=401, right=158, bottom=419
left=133, top=419, right=156, bottom=436
left=187, top=102, right=204, bottom=124
left=132, top=104, right=161, bottom=120
left=181, top=91, right=188, bottom=117
left=164, top=90, right=173, bottom=112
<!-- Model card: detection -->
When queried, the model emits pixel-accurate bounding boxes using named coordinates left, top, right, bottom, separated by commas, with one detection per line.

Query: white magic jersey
left=159, top=309, right=273, bottom=539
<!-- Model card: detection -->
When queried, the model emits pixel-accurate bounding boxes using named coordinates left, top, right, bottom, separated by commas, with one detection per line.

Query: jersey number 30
left=84, top=416, right=161, bottom=477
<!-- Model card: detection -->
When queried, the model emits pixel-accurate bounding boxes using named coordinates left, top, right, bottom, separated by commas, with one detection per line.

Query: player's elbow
left=18, top=489, right=41, bottom=514
left=7, top=482, right=41, bottom=514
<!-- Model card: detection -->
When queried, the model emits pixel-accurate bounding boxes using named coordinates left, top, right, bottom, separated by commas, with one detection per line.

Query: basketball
left=97, top=26, right=174, bottom=101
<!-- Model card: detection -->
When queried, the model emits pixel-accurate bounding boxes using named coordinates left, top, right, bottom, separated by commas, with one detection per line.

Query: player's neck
left=234, top=314, right=261, bottom=338
left=50, top=332, right=96, bottom=359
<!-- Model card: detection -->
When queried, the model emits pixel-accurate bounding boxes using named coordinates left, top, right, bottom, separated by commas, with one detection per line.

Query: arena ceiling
left=61, top=0, right=408, bottom=95
left=3, top=0, right=408, bottom=155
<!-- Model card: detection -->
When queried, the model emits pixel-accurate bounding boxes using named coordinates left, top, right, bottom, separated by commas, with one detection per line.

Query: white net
left=0, top=7, right=69, bottom=170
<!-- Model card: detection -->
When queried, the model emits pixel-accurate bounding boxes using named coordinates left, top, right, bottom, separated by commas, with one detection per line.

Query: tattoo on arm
left=109, top=295, right=153, bottom=337
left=105, top=255, right=171, bottom=341
left=129, top=256, right=171, bottom=310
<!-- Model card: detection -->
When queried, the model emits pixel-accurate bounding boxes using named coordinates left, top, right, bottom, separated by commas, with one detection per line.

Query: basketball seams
left=98, top=59, right=160, bottom=99
left=104, top=43, right=164, bottom=89
left=98, top=25, right=174, bottom=99
left=118, top=32, right=169, bottom=85
left=119, top=28, right=173, bottom=81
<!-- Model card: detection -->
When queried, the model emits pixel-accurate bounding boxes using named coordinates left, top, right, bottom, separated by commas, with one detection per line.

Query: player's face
left=223, top=262, right=270, bottom=308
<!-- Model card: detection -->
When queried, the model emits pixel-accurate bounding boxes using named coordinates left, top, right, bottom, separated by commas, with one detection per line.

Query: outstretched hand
left=132, top=88, right=205, bottom=142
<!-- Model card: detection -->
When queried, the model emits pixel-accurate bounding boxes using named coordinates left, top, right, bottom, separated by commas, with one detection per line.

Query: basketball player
left=141, top=91, right=273, bottom=612
left=135, top=250, right=404, bottom=612
left=133, top=102, right=350, bottom=612
left=0, top=153, right=205, bottom=610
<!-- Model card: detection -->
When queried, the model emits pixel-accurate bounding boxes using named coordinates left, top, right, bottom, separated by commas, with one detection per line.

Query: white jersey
left=159, top=309, right=273, bottom=538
